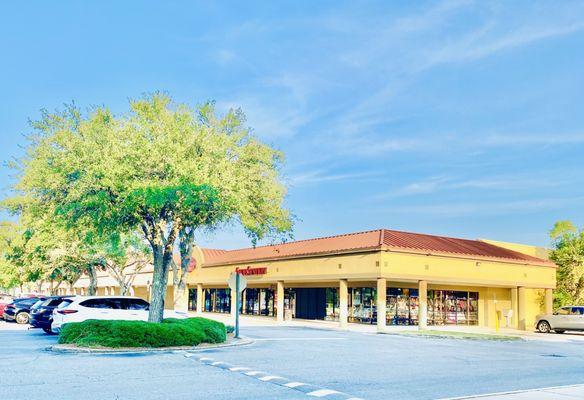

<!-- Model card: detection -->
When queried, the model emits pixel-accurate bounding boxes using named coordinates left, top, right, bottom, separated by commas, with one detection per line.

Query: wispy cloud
left=384, top=196, right=584, bottom=218
left=320, top=1, right=584, bottom=155
left=288, top=169, right=383, bottom=186
left=479, top=133, right=584, bottom=146
left=376, top=173, right=569, bottom=200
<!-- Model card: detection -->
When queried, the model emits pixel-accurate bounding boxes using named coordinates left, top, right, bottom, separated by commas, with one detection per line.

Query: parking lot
left=2, top=319, right=584, bottom=400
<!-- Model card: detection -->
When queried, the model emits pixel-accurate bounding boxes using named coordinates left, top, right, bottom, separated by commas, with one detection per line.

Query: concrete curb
left=45, top=337, right=254, bottom=355
left=379, top=331, right=525, bottom=341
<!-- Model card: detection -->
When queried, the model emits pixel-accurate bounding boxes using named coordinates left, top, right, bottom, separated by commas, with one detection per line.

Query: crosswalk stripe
left=307, top=389, right=341, bottom=397
left=258, top=375, right=283, bottom=381
left=283, top=382, right=306, bottom=388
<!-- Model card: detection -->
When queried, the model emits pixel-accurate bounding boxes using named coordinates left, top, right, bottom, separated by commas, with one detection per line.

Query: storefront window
left=325, top=288, right=339, bottom=321
left=349, top=287, right=376, bottom=324
left=188, top=288, right=197, bottom=311
left=243, top=288, right=275, bottom=316
left=284, top=288, right=296, bottom=319
left=387, top=288, right=419, bottom=325
left=203, top=288, right=231, bottom=313
left=428, top=290, right=479, bottom=325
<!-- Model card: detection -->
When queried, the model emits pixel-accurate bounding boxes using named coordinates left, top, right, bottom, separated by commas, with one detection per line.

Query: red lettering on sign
left=235, top=266, right=267, bottom=276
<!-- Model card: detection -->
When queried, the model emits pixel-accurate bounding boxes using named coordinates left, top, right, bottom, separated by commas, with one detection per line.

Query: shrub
left=225, top=325, right=235, bottom=334
left=58, top=317, right=226, bottom=348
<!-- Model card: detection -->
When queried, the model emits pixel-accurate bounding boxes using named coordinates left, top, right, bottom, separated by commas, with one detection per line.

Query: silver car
left=536, top=306, right=584, bottom=333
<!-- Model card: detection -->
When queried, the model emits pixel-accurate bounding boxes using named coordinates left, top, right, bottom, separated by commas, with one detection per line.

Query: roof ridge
left=218, top=229, right=384, bottom=253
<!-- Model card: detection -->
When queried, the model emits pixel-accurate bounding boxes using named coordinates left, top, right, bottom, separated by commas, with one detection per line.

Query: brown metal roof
left=201, top=229, right=554, bottom=267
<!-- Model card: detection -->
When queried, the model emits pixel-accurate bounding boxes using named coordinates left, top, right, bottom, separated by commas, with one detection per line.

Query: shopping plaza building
left=67, top=228, right=556, bottom=331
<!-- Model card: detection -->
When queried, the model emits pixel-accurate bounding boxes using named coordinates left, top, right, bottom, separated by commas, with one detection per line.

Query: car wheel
left=555, top=330, right=566, bottom=334
left=537, top=320, right=552, bottom=333
left=15, top=312, right=30, bottom=324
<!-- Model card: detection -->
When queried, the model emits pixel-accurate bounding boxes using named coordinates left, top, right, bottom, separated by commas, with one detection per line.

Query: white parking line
left=307, top=389, right=341, bottom=397
left=253, top=338, right=346, bottom=341
left=181, top=352, right=362, bottom=399
left=244, top=371, right=264, bottom=376
left=283, top=381, right=306, bottom=388
left=258, top=375, right=284, bottom=381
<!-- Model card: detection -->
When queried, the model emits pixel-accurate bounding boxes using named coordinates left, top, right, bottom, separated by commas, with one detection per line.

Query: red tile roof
left=201, top=229, right=554, bottom=267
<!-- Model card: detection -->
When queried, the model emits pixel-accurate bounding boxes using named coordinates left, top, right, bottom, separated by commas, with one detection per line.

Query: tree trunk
left=52, top=281, right=62, bottom=295
left=173, top=229, right=193, bottom=311
left=87, top=265, right=98, bottom=296
left=148, top=244, right=171, bottom=322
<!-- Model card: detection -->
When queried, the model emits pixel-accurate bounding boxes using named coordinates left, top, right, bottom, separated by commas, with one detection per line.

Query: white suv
left=51, top=296, right=185, bottom=333
left=536, top=306, right=584, bottom=333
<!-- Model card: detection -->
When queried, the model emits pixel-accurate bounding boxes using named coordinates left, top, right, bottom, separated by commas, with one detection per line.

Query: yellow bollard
left=495, top=310, right=502, bottom=332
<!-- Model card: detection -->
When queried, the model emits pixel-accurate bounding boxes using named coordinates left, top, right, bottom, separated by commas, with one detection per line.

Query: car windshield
left=30, top=300, right=44, bottom=310
left=56, top=299, right=74, bottom=309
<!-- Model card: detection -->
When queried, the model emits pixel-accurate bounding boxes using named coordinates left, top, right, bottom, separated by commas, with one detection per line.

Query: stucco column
left=510, top=288, right=518, bottom=328
left=339, top=279, right=348, bottom=329
left=241, top=289, right=247, bottom=314
left=517, top=286, right=526, bottom=330
left=418, top=280, right=428, bottom=330
left=545, top=288, right=553, bottom=314
left=376, top=278, right=387, bottom=332
left=276, top=281, right=285, bottom=323
left=196, top=284, right=203, bottom=314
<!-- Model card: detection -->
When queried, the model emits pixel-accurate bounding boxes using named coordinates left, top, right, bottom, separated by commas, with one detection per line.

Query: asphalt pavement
left=2, top=320, right=584, bottom=400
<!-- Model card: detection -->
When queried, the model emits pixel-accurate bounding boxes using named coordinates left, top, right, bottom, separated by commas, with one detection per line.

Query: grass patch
left=387, top=330, right=522, bottom=341
left=58, top=317, right=227, bottom=348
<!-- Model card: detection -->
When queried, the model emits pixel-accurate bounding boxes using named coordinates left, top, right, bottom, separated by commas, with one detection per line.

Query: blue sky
left=1, top=1, right=583, bottom=249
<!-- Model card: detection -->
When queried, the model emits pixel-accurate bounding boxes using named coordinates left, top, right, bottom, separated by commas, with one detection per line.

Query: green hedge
left=58, top=317, right=227, bottom=348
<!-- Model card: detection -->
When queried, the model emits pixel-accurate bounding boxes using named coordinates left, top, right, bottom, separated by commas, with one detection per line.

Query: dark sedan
left=30, top=296, right=74, bottom=333
left=3, top=297, right=46, bottom=324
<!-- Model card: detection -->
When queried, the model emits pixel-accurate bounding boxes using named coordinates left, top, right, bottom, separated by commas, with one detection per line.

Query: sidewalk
left=194, top=312, right=584, bottom=342
left=445, top=384, right=584, bottom=399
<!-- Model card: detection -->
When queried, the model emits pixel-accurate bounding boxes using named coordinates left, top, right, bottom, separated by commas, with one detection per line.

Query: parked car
left=51, top=296, right=187, bottom=333
left=30, top=296, right=75, bottom=334
left=3, top=296, right=47, bottom=324
left=0, top=294, right=14, bottom=319
left=536, top=306, right=584, bottom=333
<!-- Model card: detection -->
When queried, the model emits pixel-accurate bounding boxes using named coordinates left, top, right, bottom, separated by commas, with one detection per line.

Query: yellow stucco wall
left=189, top=251, right=383, bottom=286
left=380, top=251, right=555, bottom=289
left=189, top=248, right=554, bottom=329
left=480, top=239, right=550, bottom=260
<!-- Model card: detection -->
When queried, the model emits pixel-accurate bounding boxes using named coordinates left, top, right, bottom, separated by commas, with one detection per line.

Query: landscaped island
left=58, top=317, right=227, bottom=348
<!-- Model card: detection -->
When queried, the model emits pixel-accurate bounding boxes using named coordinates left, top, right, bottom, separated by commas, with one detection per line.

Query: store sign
left=235, top=266, right=267, bottom=276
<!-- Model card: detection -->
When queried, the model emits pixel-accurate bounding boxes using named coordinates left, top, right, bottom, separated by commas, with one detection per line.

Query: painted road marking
left=244, top=371, right=265, bottom=376
left=307, top=389, right=341, bottom=397
left=253, top=338, right=346, bottom=341
left=437, top=383, right=584, bottom=400
left=182, top=352, right=363, bottom=399
left=284, top=382, right=306, bottom=388
left=258, top=375, right=284, bottom=381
